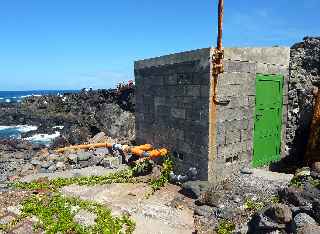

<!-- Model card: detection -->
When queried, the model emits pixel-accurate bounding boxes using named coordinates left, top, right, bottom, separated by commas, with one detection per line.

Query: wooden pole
left=217, top=0, right=224, bottom=51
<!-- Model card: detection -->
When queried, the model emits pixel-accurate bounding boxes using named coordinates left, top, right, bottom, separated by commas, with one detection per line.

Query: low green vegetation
left=270, top=195, right=281, bottom=204
left=13, top=169, right=138, bottom=191
left=5, top=156, right=174, bottom=233
left=216, top=219, right=236, bottom=234
left=150, top=157, right=173, bottom=191
left=289, top=175, right=304, bottom=188
left=0, top=193, right=135, bottom=233
left=244, top=198, right=264, bottom=212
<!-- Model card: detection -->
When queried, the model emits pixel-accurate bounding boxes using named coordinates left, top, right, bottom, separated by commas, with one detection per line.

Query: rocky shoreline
left=0, top=87, right=135, bottom=147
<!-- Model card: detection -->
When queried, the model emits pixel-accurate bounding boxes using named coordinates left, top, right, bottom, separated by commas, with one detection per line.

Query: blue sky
left=0, top=0, right=319, bottom=91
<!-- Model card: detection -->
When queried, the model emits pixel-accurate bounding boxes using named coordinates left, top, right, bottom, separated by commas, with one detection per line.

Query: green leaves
left=150, top=158, right=173, bottom=192
left=20, top=193, right=135, bottom=234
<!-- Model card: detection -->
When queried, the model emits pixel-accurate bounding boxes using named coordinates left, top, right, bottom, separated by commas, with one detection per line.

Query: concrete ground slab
left=61, top=183, right=195, bottom=234
left=251, top=169, right=294, bottom=183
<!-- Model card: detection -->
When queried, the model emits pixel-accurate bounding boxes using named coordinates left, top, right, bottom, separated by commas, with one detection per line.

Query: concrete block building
left=134, top=47, right=290, bottom=181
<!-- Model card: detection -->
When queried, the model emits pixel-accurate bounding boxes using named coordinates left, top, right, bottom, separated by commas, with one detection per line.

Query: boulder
left=194, top=205, right=215, bottom=218
left=77, top=152, right=91, bottom=161
left=41, top=161, right=54, bottom=169
left=181, top=180, right=210, bottom=199
left=293, top=213, right=318, bottom=231
left=100, top=157, right=121, bottom=169
left=248, top=212, right=286, bottom=233
left=265, top=204, right=293, bottom=224
left=279, top=187, right=308, bottom=207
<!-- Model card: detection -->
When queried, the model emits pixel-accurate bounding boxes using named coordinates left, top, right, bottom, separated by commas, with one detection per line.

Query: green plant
left=12, top=169, right=138, bottom=191
left=216, top=219, right=236, bottom=234
left=244, top=198, right=264, bottom=212
left=289, top=175, right=304, bottom=188
left=270, top=195, right=281, bottom=204
left=1, top=193, right=135, bottom=234
left=149, top=157, right=173, bottom=192
left=310, top=178, right=320, bottom=189
left=130, top=160, right=153, bottom=176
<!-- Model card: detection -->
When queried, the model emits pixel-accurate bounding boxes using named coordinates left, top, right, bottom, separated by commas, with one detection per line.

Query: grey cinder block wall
left=135, top=47, right=290, bottom=181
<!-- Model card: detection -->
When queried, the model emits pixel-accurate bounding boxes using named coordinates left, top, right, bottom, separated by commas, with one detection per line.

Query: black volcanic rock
left=0, top=87, right=135, bottom=146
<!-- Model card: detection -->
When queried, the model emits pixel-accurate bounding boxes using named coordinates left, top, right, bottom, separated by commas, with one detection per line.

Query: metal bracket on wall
left=212, top=49, right=230, bottom=105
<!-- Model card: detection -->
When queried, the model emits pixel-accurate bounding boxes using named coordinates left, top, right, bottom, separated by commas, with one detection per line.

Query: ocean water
left=0, top=90, right=77, bottom=103
left=0, top=90, right=77, bottom=144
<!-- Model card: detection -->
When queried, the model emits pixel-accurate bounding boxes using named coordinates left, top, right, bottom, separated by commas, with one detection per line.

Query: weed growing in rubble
left=244, top=198, right=264, bottom=212
left=130, top=159, right=153, bottom=176
left=0, top=193, right=135, bottom=234
left=149, top=157, right=173, bottom=191
left=216, top=219, right=236, bottom=234
left=289, top=175, right=304, bottom=188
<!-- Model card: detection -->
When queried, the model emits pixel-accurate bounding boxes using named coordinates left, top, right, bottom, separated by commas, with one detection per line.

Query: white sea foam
left=20, top=95, right=32, bottom=98
left=0, top=125, right=38, bottom=132
left=52, top=126, right=64, bottom=130
left=17, top=125, right=38, bottom=132
left=24, top=131, right=60, bottom=145
left=5, top=99, right=11, bottom=103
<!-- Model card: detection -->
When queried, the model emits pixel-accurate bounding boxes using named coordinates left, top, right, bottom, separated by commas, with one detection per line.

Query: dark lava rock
left=279, top=187, right=308, bottom=207
left=0, top=87, right=135, bottom=147
left=312, top=200, right=320, bottom=223
left=287, top=37, right=320, bottom=159
left=265, top=204, right=292, bottom=224
left=248, top=205, right=290, bottom=233
left=194, top=205, right=215, bottom=218
left=181, top=180, right=210, bottom=199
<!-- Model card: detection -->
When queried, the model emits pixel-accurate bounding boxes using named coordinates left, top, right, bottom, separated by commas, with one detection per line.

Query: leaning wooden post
left=305, top=88, right=320, bottom=165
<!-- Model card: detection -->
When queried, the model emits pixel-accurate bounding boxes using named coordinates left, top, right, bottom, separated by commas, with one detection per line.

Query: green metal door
left=253, top=74, right=284, bottom=167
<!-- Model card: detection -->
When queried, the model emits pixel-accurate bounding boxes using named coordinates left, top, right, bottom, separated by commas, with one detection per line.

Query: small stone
left=312, top=162, right=320, bottom=174
left=0, top=215, right=15, bottom=225
left=240, top=167, right=253, bottom=174
left=232, top=195, right=242, bottom=203
left=6, top=205, right=22, bottom=216
left=74, top=209, right=97, bottom=227
left=94, top=148, right=110, bottom=157
left=48, top=165, right=57, bottom=172
left=56, top=162, right=65, bottom=170
left=30, top=159, right=41, bottom=166
left=67, top=154, right=78, bottom=163
left=79, top=161, right=90, bottom=168
left=77, top=152, right=91, bottom=161
left=41, top=161, right=54, bottom=169
left=38, top=168, right=48, bottom=173
left=100, top=157, right=120, bottom=169
left=194, top=205, right=214, bottom=218
left=297, top=224, right=320, bottom=234
left=48, top=154, right=59, bottom=161
left=294, top=213, right=318, bottom=230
